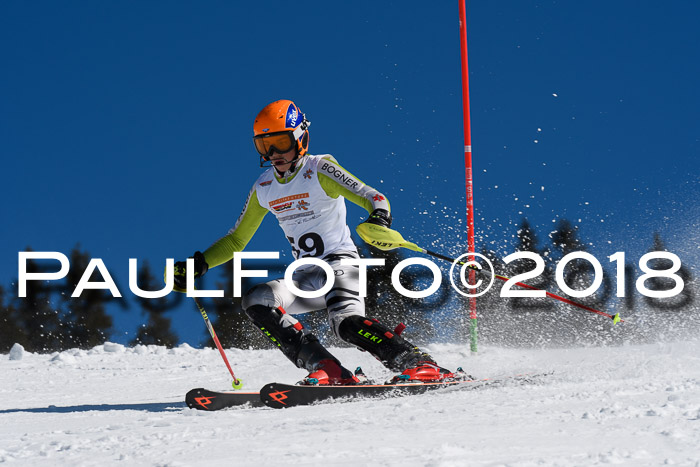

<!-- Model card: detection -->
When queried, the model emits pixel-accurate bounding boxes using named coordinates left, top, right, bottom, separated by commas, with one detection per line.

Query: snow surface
left=2, top=340, right=700, bottom=466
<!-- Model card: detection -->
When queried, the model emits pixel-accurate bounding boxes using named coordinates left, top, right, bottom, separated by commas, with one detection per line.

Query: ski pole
left=356, top=223, right=622, bottom=324
left=193, top=296, right=243, bottom=389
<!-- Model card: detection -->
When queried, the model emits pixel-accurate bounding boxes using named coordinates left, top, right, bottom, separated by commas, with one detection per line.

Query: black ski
left=260, top=376, right=507, bottom=409
left=185, top=387, right=264, bottom=410
left=187, top=373, right=547, bottom=410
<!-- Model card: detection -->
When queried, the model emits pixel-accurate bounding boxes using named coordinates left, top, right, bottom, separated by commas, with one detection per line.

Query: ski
left=186, top=373, right=548, bottom=410
left=185, top=388, right=264, bottom=410
left=259, top=374, right=541, bottom=409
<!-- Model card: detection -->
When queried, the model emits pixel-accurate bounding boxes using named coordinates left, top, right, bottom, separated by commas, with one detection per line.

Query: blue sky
left=2, top=1, right=698, bottom=345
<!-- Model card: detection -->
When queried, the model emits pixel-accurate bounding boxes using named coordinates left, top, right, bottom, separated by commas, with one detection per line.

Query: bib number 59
left=287, top=233, right=325, bottom=258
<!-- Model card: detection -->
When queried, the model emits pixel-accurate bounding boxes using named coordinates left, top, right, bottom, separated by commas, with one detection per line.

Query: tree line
left=1, top=246, right=183, bottom=352
left=1, top=220, right=695, bottom=353
left=450, top=220, right=696, bottom=346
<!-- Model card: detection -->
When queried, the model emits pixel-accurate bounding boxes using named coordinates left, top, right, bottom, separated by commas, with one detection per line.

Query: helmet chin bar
left=259, top=149, right=303, bottom=175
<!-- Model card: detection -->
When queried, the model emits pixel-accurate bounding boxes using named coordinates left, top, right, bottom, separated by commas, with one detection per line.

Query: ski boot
left=391, top=364, right=473, bottom=384
left=301, top=359, right=361, bottom=386
left=243, top=305, right=364, bottom=386
left=390, top=361, right=454, bottom=383
left=337, top=315, right=463, bottom=383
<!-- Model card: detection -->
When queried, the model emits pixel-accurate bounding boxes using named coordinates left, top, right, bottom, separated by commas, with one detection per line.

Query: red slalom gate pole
left=458, top=0, right=478, bottom=352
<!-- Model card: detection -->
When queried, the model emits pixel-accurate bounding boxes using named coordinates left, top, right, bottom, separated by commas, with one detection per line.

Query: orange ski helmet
left=253, top=100, right=310, bottom=166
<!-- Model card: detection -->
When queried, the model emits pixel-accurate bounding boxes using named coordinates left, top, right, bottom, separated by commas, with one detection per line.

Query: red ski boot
left=391, top=361, right=458, bottom=383
left=302, top=359, right=361, bottom=386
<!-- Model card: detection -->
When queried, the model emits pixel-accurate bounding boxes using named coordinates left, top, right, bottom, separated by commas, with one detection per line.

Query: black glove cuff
left=193, top=251, right=209, bottom=277
left=366, top=208, right=392, bottom=228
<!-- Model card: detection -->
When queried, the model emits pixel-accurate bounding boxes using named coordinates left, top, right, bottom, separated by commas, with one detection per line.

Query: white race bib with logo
left=254, top=155, right=356, bottom=259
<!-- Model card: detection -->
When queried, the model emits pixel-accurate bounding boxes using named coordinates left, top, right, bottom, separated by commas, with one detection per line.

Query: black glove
left=364, top=208, right=392, bottom=228
left=172, top=251, right=209, bottom=292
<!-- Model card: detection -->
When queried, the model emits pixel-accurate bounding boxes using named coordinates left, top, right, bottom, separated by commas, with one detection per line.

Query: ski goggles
left=253, top=131, right=297, bottom=159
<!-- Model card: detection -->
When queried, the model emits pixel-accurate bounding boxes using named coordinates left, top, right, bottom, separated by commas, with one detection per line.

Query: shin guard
left=337, top=315, right=434, bottom=371
left=244, top=305, right=340, bottom=372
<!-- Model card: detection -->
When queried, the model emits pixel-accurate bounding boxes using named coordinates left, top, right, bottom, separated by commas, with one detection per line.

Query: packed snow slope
left=2, top=340, right=700, bottom=466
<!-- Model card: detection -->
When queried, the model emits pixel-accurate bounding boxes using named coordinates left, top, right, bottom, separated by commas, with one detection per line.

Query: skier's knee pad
left=241, top=284, right=277, bottom=311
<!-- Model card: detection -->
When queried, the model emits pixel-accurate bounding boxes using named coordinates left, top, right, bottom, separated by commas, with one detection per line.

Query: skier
left=172, top=99, right=456, bottom=385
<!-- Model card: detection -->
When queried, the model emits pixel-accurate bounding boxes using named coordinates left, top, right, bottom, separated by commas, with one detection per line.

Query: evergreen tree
left=508, top=219, right=554, bottom=312
left=643, top=233, right=693, bottom=311
left=58, top=246, right=114, bottom=349
left=517, top=219, right=541, bottom=253
left=130, top=260, right=178, bottom=347
left=209, top=260, right=269, bottom=349
left=12, top=248, right=64, bottom=352
left=0, top=285, right=27, bottom=352
left=359, top=242, right=438, bottom=344
left=450, top=245, right=507, bottom=344
left=549, top=220, right=612, bottom=308
left=550, top=219, right=585, bottom=256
